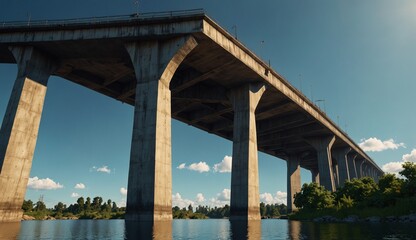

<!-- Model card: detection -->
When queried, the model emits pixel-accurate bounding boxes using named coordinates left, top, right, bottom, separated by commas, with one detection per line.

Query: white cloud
left=172, top=193, right=194, bottom=208
left=188, top=162, right=210, bottom=173
left=196, top=193, right=205, bottom=203
left=209, top=189, right=231, bottom=206
left=120, top=187, right=128, bottom=196
left=177, top=162, right=210, bottom=173
left=213, top=155, right=232, bottom=173
left=217, top=189, right=231, bottom=201
left=96, top=166, right=111, bottom=173
left=74, top=183, right=85, bottom=189
left=382, top=161, right=403, bottom=175
left=260, top=192, right=274, bottom=204
left=260, top=191, right=287, bottom=205
left=27, top=177, right=63, bottom=190
left=71, top=192, right=80, bottom=198
left=118, top=199, right=126, bottom=208
left=275, top=191, right=287, bottom=204
left=402, top=149, right=416, bottom=162
left=359, top=137, right=405, bottom=152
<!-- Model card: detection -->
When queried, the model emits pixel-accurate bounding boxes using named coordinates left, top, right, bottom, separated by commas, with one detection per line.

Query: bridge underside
left=0, top=33, right=336, bottom=169
left=0, top=13, right=383, bottom=222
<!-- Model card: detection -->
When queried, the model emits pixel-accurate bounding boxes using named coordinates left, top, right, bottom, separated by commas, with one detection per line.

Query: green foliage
left=371, top=174, right=403, bottom=207
left=290, top=197, right=416, bottom=220
left=22, top=200, right=33, bottom=212
left=294, top=183, right=334, bottom=210
left=336, top=194, right=354, bottom=209
left=259, top=203, right=282, bottom=218
left=400, top=162, right=416, bottom=181
left=34, top=200, right=46, bottom=212
left=400, top=162, right=416, bottom=196
left=291, top=162, right=416, bottom=220
left=22, top=196, right=123, bottom=220
left=336, top=177, right=378, bottom=205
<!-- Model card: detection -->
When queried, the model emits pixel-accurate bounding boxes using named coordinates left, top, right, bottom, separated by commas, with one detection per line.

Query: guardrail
left=0, top=9, right=205, bottom=28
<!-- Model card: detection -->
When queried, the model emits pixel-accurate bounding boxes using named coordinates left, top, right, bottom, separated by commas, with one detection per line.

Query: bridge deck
left=0, top=10, right=382, bottom=173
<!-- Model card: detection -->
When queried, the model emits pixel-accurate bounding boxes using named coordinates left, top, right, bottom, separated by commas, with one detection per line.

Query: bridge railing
left=0, top=9, right=205, bottom=28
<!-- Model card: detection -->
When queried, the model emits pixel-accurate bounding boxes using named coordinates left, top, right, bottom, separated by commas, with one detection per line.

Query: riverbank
left=289, top=196, right=416, bottom=223
left=310, top=213, right=416, bottom=223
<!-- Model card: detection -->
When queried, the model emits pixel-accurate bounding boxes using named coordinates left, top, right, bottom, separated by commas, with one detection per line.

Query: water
left=0, top=219, right=415, bottom=239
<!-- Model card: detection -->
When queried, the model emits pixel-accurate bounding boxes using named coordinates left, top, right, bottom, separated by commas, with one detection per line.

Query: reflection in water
left=125, top=220, right=172, bottom=240
left=288, top=220, right=301, bottom=240
left=0, top=221, right=20, bottom=239
left=3, top=219, right=416, bottom=239
left=230, top=220, right=261, bottom=240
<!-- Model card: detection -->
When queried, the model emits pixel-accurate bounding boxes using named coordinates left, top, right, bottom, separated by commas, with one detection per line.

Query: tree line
left=22, top=196, right=125, bottom=220
left=23, top=197, right=287, bottom=220
left=172, top=203, right=287, bottom=219
left=292, top=162, right=416, bottom=219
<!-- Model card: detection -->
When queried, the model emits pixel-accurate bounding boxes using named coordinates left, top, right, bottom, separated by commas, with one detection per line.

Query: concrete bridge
left=0, top=10, right=383, bottom=222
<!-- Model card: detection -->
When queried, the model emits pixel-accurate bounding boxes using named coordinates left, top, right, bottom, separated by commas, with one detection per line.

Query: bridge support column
left=124, top=37, right=197, bottom=221
left=347, top=153, right=357, bottom=179
left=333, top=147, right=351, bottom=187
left=354, top=158, right=364, bottom=178
left=230, top=83, right=265, bottom=221
left=287, top=154, right=301, bottom=213
left=306, top=136, right=336, bottom=191
left=362, top=162, right=368, bottom=177
left=0, top=47, right=55, bottom=222
left=311, top=169, right=319, bottom=184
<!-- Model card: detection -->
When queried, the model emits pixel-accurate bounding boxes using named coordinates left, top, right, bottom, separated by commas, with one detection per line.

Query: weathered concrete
left=0, top=47, right=55, bottom=222
left=287, top=154, right=301, bottom=213
left=355, top=158, right=365, bottom=178
left=311, top=169, right=320, bottom=184
left=230, top=83, right=265, bottom=221
left=332, top=158, right=339, bottom=187
left=333, top=147, right=351, bottom=186
left=125, top=36, right=198, bottom=221
left=0, top=12, right=385, bottom=222
left=347, top=153, right=358, bottom=179
left=307, top=136, right=336, bottom=191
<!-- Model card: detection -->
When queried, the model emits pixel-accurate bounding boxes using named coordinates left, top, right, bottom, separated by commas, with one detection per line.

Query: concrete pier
left=311, top=169, right=320, bottom=184
left=0, top=47, right=55, bottom=222
left=125, top=37, right=197, bottom=221
left=287, top=154, right=301, bottom=213
left=355, top=158, right=365, bottom=178
left=333, top=147, right=351, bottom=186
left=307, top=136, right=336, bottom=191
left=347, top=153, right=358, bottom=179
left=230, top=83, right=265, bottom=221
left=0, top=12, right=385, bottom=222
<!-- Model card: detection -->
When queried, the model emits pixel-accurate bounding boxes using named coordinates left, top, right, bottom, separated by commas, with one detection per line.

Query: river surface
left=0, top=219, right=415, bottom=239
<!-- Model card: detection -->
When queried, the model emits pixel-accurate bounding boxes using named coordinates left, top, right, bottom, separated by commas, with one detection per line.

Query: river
left=0, top=219, right=415, bottom=239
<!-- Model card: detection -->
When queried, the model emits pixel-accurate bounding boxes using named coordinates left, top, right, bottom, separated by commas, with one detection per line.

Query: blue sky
left=1, top=0, right=415, bottom=208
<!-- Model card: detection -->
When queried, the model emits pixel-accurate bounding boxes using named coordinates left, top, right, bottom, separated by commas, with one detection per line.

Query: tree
left=34, top=200, right=46, bottom=212
left=22, top=200, right=33, bottom=212
left=188, top=204, right=193, bottom=213
left=294, top=183, right=334, bottom=210
left=54, top=202, right=66, bottom=214
left=92, top=197, right=102, bottom=211
left=400, top=162, right=416, bottom=196
left=260, top=202, right=266, bottom=217
left=336, top=177, right=378, bottom=204
left=85, top=197, right=91, bottom=212
left=112, top=202, right=118, bottom=212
